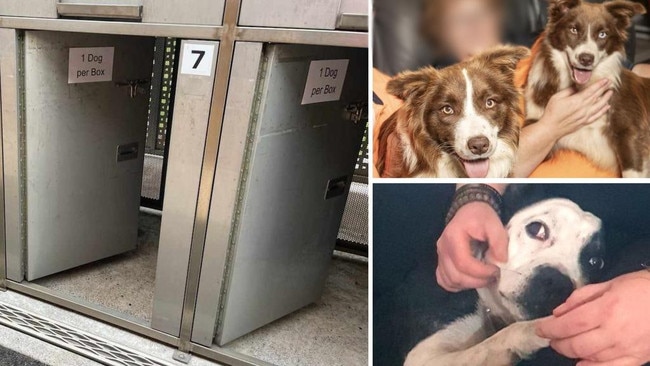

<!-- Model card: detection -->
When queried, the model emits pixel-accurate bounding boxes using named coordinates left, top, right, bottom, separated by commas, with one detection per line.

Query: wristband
left=445, top=184, right=503, bottom=225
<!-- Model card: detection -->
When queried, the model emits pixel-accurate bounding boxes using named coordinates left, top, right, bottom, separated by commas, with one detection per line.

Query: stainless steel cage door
left=22, top=31, right=154, bottom=281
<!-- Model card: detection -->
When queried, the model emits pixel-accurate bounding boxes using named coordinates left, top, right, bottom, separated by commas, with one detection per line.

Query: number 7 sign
left=181, top=42, right=217, bottom=77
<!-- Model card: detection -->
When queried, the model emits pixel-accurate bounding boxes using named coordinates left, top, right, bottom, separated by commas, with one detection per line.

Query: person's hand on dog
left=436, top=202, right=507, bottom=292
left=536, top=270, right=650, bottom=366
left=540, top=78, right=614, bottom=141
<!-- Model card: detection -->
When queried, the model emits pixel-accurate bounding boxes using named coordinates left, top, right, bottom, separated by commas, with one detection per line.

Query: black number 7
left=191, top=50, right=205, bottom=69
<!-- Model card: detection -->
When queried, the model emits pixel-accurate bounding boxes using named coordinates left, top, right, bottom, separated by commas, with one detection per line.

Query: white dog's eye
left=525, top=221, right=549, bottom=241
left=598, top=31, right=607, bottom=39
left=589, top=257, right=605, bottom=270
left=570, top=27, right=578, bottom=35
left=486, top=99, right=496, bottom=109
left=441, top=106, right=454, bottom=115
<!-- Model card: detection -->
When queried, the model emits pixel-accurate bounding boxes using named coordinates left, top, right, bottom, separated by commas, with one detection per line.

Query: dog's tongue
left=573, top=68, right=593, bottom=85
left=463, top=159, right=490, bottom=178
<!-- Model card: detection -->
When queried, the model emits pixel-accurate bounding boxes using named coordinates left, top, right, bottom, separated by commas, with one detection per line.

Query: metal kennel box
left=188, top=42, right=368, bottom=346
left=0, top=0, right=225, bottom=25
left=7, top=31, right=155, bottom=281
left=0, top=0, right=368, bottom=362
left=239, top=0, right=368, bottom=30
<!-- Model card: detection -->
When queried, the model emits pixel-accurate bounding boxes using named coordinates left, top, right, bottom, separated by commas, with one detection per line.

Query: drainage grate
left=337, top=182, right=368, bottom=246
left=142, top=154, right=164, bottom=200
left=0, top=302, right=174, bottom=366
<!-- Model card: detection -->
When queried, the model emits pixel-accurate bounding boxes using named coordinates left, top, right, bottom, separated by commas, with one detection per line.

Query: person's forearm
left=633, top=63, right=650, bottom=78
left=512, top=118, right=560, bottom=178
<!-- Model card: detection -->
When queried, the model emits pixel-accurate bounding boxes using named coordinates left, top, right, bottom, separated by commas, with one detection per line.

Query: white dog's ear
left=605, top=1, right=647, bottom=31
left=386, top=67, right=438, bottom=101
left=548, top=0, right=582, bottom=22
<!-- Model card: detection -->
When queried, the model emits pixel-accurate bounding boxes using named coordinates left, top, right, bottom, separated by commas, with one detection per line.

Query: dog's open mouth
left=461, top=158, right=490, bottom=178
left=572, top=67, right=593, bottom=85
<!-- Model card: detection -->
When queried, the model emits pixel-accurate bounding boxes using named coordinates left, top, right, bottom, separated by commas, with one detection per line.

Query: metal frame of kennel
left=0, top=0, right=369, bottom=365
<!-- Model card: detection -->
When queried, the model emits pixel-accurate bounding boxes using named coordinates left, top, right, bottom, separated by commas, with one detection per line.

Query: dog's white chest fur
left=525, top=51, right=622, bottom=172
left=555, top=115, right=618, bottom=171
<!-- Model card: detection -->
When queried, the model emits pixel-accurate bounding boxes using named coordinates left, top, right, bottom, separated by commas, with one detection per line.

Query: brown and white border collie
left=376, top=46, right=529, bottom=178
left=522, top=0, right=650, bottom=177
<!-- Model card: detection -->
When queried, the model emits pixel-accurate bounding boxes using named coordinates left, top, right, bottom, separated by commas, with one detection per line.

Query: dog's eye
left=486, top=99, right=496, bottom=109
left=525, top=221, right=549, bottom=241
left=570, top=27, right=578, bottom=35
left=588, top=257, right=605, bottom=270
left=441, top=106, right=454, bottom=115
left=598, top=31, right=607, bottom=39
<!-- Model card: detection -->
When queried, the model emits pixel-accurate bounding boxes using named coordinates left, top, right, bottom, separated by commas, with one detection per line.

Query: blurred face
left=439, top=0, right=503, bottom=61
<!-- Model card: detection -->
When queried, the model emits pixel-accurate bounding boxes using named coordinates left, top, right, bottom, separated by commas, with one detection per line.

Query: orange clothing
left=372, top=67, right=620, bottom=178
left=528, top=151, right=618, bottom=178
left=373, top=69, right=402, bottom=178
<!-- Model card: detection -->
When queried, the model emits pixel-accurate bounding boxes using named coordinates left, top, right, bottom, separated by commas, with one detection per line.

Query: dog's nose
left=578, top=53, right=595, bottom=67
left=467, top=136, right=490, bottom=155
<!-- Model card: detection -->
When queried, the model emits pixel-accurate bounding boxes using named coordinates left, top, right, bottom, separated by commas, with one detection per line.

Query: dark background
left=373, top=184, right=650, bottom=366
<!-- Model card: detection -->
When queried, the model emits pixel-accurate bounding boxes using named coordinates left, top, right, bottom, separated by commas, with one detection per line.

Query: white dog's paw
left=506, top=321, right=550, bottom=358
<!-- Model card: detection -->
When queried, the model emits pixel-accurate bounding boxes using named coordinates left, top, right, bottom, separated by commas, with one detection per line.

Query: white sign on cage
left=302, top=59, right=349, bottom=105
left=68, top=47, right=114, bottom=84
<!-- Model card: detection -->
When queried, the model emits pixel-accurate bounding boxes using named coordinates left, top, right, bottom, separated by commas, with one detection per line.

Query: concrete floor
left=226, top=253, right=368, bottom=366
left=34, top=213, right=160, bottom=323
left=28, top=213, right=368, bottom=366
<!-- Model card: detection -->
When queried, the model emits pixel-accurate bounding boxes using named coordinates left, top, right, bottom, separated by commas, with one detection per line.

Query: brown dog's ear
left=476, top=45, right=531, bottom=76
left=386, top=67, right=438, bottom=101
left=548, top=0, right=582, bottom=23
left=605, top=0, right=646, bottom=30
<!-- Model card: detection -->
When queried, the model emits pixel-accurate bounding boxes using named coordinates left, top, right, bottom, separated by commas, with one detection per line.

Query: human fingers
left=577, top=356, right=641, bottom=366
left=586, top=104, right=612, bottom=124
left=584, top=84, right=612, bottom=106
left=438, top=254, right=494, bottom=291
left=483, top=220, right=508, bottom=263
left=587, top=346, right=625, bottom=363
left=449, top=233, right=500, bottom=279
left=589, top=89, right=614, bottom=109
left=587, top=89, right=613, bottom=113
left=586, top=346, right=629, bottom=362
left=436, top=265, right=458, bottom=292
left=554, top=87, right=578, bottom=99
left=550, top=328, right=615, bottom=359
left=577, top=79, right=611, bottom=101
left=537, top=297, right=605, bottom=339
left=553, top=282, right=611, bottom=317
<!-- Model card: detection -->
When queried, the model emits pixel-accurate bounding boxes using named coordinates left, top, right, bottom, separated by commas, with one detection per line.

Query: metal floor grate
left=142, top=154, right=164, bottom=200
left=337, top=182, right=368, bottom=246
left=0, top=302, right=174, bottom=366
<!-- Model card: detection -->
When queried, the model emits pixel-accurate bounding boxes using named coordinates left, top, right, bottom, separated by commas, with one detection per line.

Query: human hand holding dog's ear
left=435, top=202, right=507, bottom=292
left=536, top=271, right=650, bottom=366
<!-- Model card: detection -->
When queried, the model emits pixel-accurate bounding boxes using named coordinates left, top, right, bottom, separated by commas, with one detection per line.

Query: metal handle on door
left=344, top=102, right=368, bottom=124
left=115, top=79, right=150, bottom=98
left=116, top=142, right=139, bottom=162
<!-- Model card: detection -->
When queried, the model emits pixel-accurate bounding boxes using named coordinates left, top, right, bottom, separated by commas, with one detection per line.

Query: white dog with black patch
left=405, top=198, right=607, bottom=366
